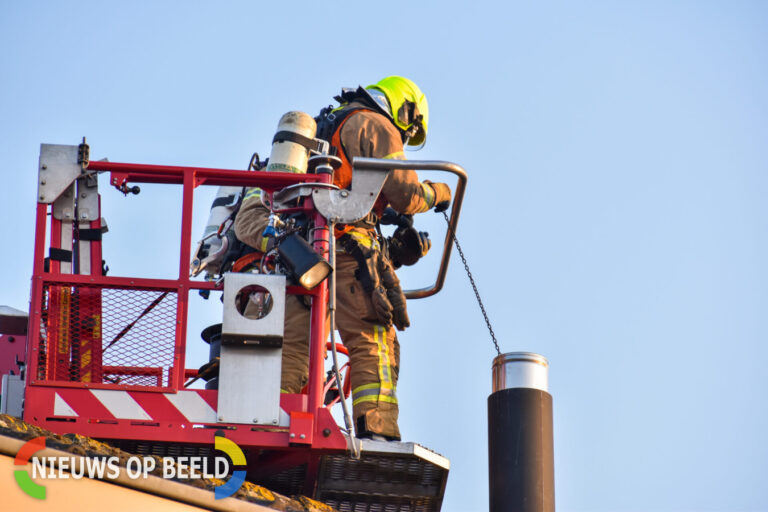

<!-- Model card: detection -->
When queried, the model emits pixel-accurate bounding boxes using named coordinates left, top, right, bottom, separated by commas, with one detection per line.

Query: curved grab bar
left=351, top=157, right=467, bottom=299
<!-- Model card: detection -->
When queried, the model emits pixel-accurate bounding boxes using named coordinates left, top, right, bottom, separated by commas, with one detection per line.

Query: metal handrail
left=351, top=157, right=467, bottom=299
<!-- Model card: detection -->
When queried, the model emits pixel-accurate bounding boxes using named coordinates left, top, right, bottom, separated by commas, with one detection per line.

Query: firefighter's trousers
left=280, top=253, right=401, bottom=440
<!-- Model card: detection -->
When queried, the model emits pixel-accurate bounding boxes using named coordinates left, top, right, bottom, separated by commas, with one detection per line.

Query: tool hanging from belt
left=338, top=232, right=410, bottom=331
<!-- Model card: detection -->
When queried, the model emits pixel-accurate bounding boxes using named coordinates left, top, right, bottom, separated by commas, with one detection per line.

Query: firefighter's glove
left=258, top=234, right=277, bottom=254
left=198, top=357, right=220, bottom=382
left=388, top=227, right=431, bottom=268
left=380, top=207, right=414, bottom=229
left=425, top=181, right=452, bottom=213
left=379, top=254, right=410, bottom=331
left=371, top=285, right=394, bottom=327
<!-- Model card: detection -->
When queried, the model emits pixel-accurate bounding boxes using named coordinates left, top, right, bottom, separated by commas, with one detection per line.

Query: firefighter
left=235, top=76, right=451, bottom=440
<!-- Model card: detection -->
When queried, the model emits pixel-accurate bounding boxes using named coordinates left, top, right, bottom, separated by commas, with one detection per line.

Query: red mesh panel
left=37, top=284, right=178, bottom=388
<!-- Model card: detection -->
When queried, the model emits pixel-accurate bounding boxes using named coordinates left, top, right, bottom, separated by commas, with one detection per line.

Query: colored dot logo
left=213, top=437, right=247, bottom=499
left=14, top=436, right=47, bottom=499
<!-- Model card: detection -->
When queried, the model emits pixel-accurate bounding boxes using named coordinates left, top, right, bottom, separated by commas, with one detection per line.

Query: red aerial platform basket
left=15, top=142, right=466, bottom=509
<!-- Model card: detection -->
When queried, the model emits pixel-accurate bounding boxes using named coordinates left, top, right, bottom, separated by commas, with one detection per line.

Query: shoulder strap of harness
left=315, top=86, right=394, bottom=144
left=338, top=233, right=376, bottom=293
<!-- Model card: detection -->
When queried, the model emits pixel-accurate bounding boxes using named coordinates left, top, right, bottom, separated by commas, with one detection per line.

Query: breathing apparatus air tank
left=204, top=186, right=242, bottom=241
left=190, top=186, right=243, bottom=278
left=267, top=111, right=317, bottom=174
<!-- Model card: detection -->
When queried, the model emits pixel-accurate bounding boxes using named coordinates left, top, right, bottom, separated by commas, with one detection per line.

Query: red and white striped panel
left=51, top=389, right=291, bottom=427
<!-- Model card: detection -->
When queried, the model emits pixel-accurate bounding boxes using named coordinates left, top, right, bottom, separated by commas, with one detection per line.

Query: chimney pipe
left=488, top=352, right=554, bottom=512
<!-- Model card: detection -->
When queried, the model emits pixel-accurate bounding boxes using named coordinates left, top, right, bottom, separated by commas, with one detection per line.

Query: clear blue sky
left=2, top=2, right=767, bottom=510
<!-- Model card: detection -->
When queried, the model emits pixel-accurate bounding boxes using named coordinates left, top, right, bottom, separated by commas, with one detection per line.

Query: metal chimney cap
left=492, top=352, right=550, bottom=393
left=492, top=352, right=549, bottom=368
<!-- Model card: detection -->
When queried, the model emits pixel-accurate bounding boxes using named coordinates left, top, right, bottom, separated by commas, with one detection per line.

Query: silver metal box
left=218, top=273, right=287, bottom=425
left=221, top=272, right=285, bottom=346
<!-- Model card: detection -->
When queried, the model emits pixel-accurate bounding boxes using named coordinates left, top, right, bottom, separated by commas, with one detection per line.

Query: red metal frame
left=321, top=343, right=351, bottom=407
left=103, top=366, right=164, bottom=386
left=0, top=334, right=25, bottom=377
left=24, top=159, right=347, bottom=465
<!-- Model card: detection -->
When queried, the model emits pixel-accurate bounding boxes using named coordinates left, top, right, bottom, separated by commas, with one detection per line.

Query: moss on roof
left=0, top=413, right=336, bottom=512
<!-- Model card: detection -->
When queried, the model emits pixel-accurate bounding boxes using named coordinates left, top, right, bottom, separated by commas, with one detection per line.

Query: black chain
left=442, top=212, right=501, bottom=356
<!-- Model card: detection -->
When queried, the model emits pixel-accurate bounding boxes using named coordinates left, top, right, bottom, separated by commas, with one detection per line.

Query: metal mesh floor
left=106, top=439, right=450, bottom=511
left=258, top=440, right=450, bottom=512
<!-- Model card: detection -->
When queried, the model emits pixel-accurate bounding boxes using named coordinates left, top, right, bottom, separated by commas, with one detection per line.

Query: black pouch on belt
left=378, top=251, right=410, bottom=331
left=339, top=234, right=394, bottom=328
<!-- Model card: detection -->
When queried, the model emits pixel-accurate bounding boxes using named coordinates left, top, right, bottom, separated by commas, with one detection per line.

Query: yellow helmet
left=366, top=76, right=429, bottom=147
